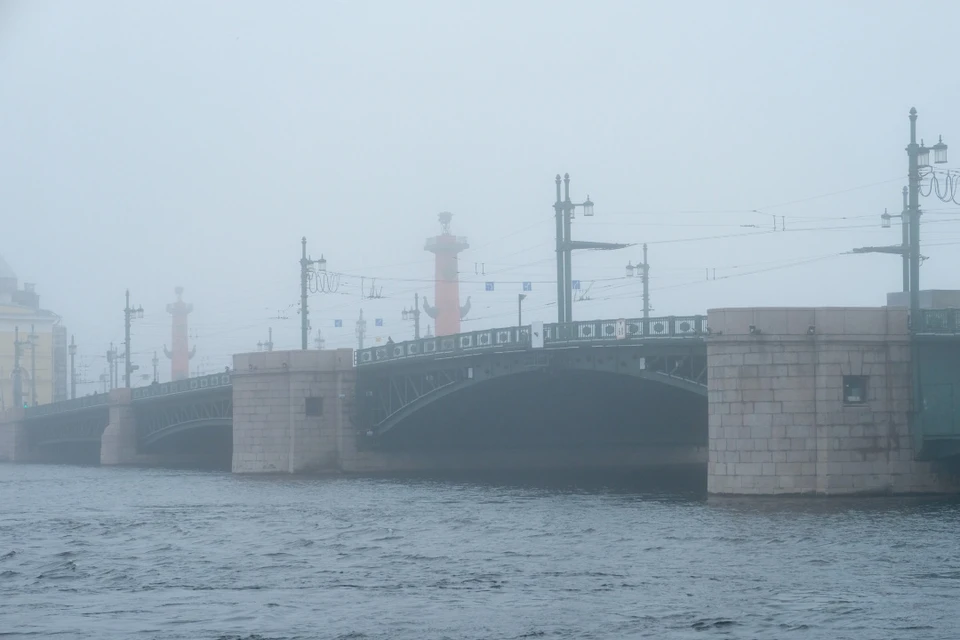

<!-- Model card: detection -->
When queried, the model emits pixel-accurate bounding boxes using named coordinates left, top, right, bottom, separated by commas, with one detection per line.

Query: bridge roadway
left=2, top=308, right=959, bottom=494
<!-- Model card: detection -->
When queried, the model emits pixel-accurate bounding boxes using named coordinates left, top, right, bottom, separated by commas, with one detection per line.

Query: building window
left=305, top=396, right=324, bottom=416
left=843, top=376, right=868, bottom=405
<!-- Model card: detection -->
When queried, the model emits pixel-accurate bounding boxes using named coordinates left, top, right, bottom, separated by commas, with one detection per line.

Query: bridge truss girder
left=357, top=343, right=707, bottom=437
left=27, top=407, right=110, bottom=447
left=135, top=391, right=233, bottom=448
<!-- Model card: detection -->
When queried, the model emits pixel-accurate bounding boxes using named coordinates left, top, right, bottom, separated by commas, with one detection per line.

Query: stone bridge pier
left=231, top=349, right=357, bottom=473
left=0, top=408, right=29, bottom=463
left=707, top=307, right=959, bottom=495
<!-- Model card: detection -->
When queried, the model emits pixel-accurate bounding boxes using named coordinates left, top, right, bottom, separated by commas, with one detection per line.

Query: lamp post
left=106, top=343, right=117, bottom=390
left=907, top=108, right=948, bottom=329
left=124, top=289, right=144, bottom=388
left=401, top=293, right=421, bottom=339
left=258, top=328, right=274, bottom=352
left=29, top=324, right=37, bottom=406
left=69, top=335, right=77, bottom=399
left=553, top=173, right=624, bottom=324
left=881, top=189, right=913, bottom=285
left=356, top=309, right=367, bottom=350
left=300, top=237, right=330, bottom=350
left=625, top=243, right=651, bottom=321
left=518, top=293, right=526, bottom=328
left=851, top=186, right=916, bottom=291
left=874, top=187, right=912, bottom=293
left=12, top=326, right=34, bottom=409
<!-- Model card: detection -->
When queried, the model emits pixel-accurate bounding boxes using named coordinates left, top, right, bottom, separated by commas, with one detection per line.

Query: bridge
left=14, top=373, right=232, bottom=466
left=2, top=307, right=959, bottom=495
left=353, top=315, right=708, bottom=436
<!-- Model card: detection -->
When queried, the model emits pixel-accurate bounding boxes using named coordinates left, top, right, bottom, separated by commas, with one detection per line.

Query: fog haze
left=2, top=0, right=959, bottom=387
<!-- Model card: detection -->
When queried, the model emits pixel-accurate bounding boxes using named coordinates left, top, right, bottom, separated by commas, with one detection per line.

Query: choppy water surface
left=1, top=464, right=959, bottom=639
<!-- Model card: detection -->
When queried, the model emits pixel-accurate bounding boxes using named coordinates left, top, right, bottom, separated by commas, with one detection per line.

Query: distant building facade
left=0, top=255, right=67, bottom=409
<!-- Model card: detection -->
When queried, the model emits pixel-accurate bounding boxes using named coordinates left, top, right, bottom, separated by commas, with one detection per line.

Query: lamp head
left=918, top=140, right=931, bottom=167
left=582, top=196, right=594, bottom=217
left=933, top=135, right=948, bottom=164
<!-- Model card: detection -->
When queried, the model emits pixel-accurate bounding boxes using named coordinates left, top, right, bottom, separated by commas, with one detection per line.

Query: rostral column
left=164, top=286, right=196, bottom=381
left=423, top=212, right=470, bottom=336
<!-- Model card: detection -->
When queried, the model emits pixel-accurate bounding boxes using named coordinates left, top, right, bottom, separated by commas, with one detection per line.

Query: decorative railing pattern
left=355, top=315, right=707, bottom=366
left=132, top=372, right=232, bottom=400
left=23, top=373, right=234, bottom=418
left=23, top=393, right=110, bottom=418
left=917, top=309, right=960, bottom=334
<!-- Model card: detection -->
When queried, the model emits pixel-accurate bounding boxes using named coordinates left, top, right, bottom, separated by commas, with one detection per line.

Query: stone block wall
left=0, top=407, right=26, bottom=463
left=231, top=349, right=355, bottom=473
left=707, top=307, right=957, bottom=495
left=100, top=388, right=138, bottom=465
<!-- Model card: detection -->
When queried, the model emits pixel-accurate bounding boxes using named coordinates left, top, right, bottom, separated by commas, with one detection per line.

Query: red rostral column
left=164, top=286, right=195, bottom=381
left=423, top=212, right=470, bottom=336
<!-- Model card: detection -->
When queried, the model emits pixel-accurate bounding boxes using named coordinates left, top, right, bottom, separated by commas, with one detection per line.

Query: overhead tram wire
left=462, top=250, right=852, bottom=326
left=316, top=215, right=960, bottom=306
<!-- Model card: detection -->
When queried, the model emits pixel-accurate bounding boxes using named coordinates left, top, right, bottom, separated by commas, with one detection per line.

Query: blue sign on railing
left=354, top=315, right=708, bottom=366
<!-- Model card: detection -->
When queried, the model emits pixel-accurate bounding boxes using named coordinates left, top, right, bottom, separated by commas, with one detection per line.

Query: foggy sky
left=2, top=1, right=959, bottom=391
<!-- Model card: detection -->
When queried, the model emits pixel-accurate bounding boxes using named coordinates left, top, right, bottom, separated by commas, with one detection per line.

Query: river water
left=1, top=464, right=959, bottom=640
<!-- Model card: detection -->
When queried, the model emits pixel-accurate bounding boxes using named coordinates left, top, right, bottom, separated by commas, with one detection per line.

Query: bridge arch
left=358, top=345, right=707, bottom=443
left=134, top=392, right=233, bottom=451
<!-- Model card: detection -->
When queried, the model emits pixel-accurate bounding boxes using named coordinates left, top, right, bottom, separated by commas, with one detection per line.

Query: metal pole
left=30, top=324, right=36, bottom=405
left=518, top=293, right=526, bottom=328
left=414, top=292, right=421, bottom=340
left=642, top=243, right=650, bottom=320
left=906, top=108, right=923, bottom=448
left=124, top=289, right=132, bottom=388
left=554, top=175, right=565, bottom=324
left=300, top=237, right=309, bottom=350
left=900, top=185, right=909, bottom=293
left=563, top=173, right=573, bottom=323
left=70, top=335, right=77, bottom=399
left=152, top=351, right=159, bottom=383
left=357, top=309, right=365, bottom=350
left=13, top=326, right=21, bottom=408
left=907, top=107, right=921, bottom=328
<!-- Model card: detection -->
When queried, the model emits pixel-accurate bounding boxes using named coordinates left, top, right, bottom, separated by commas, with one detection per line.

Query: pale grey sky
left=2, top=1, right=959, bottom=389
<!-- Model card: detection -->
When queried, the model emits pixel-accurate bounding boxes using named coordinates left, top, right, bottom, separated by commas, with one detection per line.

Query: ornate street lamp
left=624, top=243, right=650, bottom=320
left=582, top=196, right=594, bottom=217
left=300, top=238, right=338, bottom=350
left=933, top=135, right=949, bottom=165
left=553, top=174, right=626, bottom=323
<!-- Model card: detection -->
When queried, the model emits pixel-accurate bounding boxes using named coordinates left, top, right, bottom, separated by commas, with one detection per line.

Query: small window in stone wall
left=843, top=376, right=868, bottom=405
left=305, top=396, right=324, bottom=416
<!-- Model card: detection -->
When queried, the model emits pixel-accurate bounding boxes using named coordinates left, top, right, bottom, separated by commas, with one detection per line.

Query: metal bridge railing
left=22, top=372, right=234, bottom=418
left=354, top=315, right=707, bottom=366
left=23, top=393, right=110, bottom=419
left=917, top=309, right=960, bottom=334
left=132, top=372, right=232, bottom=401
